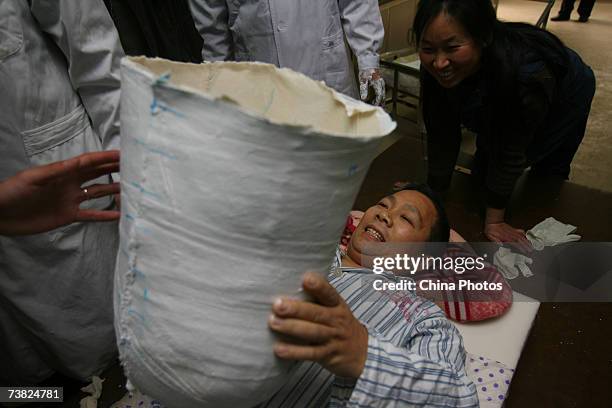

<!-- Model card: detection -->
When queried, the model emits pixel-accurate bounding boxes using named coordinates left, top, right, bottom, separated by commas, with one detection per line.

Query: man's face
left=346, top=190, right=438, bottom=268
left=418, top=12, right=482, bottom=89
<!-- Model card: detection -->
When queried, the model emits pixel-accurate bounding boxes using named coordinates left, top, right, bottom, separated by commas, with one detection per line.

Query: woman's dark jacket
left=424, top=47, right=595, bottom=208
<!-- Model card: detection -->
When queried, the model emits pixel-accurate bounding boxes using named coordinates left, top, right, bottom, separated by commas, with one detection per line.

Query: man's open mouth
left=365, top=226, right=385, bottom=242
left=438, top=70, right=453, bottom=80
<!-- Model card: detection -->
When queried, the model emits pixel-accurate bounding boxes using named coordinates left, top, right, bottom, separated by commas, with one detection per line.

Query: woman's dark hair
left=397, top=183, right=450, bottom=242
left=413, top=0, right=570, bottom=129
left=414, top=0, right=497, bottom=50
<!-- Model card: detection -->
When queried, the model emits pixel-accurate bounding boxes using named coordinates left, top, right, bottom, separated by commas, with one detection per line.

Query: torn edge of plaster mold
left=121, top=57, right=397, bottom=139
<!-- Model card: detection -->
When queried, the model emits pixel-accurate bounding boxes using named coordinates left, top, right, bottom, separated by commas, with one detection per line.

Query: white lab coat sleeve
left=338, top=0, right=384, bottom=71
left=189, top=0, right=234, bottom=61
left=28, top=0, right=123, bottom=151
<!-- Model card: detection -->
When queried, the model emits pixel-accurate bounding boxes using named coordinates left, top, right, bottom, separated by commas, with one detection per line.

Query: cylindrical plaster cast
left=115, top=57, right=396, bottom=408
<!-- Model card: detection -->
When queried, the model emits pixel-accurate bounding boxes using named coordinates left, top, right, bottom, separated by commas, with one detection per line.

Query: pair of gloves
left=358, top=68, right=385, bottom=107
left=526, top=217, right=581, bottom=251
left=493, top=217, right=581, bottom=279
left=494, top=247, right=534, bottom=280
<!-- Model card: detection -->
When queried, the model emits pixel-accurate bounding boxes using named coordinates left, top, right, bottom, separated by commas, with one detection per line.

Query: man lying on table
left=264, top=184, right=491, bottom=407
left=339, top=183, right=512, bottom=322
left=116, top=184, right=502, bottom=407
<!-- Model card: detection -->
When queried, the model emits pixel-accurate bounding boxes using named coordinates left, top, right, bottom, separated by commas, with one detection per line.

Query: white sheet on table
left=454, top=291, right=540, bottom=369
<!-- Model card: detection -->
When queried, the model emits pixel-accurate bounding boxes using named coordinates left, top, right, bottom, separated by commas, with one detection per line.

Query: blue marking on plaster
left=154, top=72, right=172, bottom=85
left=124, top=213, right=152, bottom=235
left=130, top=267, right=146, bottom=279
left=127, top=308, right=146, bottom=323
left=134, top=139, right=177, bottom=160
left=150, top=97, right=159, bottom=114
left=348, top=164, right=358, bottom=176
left=160, top=103, right=185, bottom=118
left=128, top=181, right=162, bottom=200
left=143, top=288, right=149, bottom=301
left=150, top=97, right=185, bottom=118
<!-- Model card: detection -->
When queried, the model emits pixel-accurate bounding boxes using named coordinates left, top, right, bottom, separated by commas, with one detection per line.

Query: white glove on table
left=493, top=247, right=534, bottom=280
left=359, top=68, right=385, bottom=106
left=526, top=217, right=581, bottom=251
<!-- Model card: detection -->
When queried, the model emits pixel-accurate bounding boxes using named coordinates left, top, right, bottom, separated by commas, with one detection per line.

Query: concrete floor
left=498, top=0, right=612, bottom=192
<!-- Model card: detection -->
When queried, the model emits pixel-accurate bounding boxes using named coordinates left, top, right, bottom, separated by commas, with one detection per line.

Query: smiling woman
left=417, top=12, right=482, bottom=88
left=413, top=0, right=595, bottom=248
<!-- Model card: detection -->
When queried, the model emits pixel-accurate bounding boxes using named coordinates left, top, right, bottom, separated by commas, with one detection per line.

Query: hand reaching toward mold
left=0, top=150, right=120, bottom=235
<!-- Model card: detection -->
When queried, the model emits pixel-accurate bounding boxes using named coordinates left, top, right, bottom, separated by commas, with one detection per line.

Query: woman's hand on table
left=484, top=207, right=532, bottom=253
left=485, top=222, right=532, bottom=253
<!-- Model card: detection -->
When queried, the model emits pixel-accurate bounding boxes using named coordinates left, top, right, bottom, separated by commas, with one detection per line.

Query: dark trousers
left=531, top=65, right=596, bottom=178
left=104, top=0, right=203, bottom=63
left=559, top=0, right=596, bottom=18
left=530, top=111, right=590, bottom=178
left=474, top=58, right=596, bottom=180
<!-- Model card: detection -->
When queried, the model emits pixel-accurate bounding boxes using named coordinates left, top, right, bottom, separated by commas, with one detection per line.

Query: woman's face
left=419, top=12, right=482, bottom=88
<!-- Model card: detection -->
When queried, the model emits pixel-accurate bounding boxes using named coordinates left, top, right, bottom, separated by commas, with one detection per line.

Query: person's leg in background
left=577, top=0, right=596, bottom=22
left=551, top=0, right=577, bottom=21
left=531, top=69, right=596, bottom=178
left=531, top=113, right=588, bottom=178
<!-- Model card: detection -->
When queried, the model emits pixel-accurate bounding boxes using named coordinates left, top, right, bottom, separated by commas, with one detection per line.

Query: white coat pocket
left=21, top=105, right=112, bottom=211
left=321, top=30, right=353, bottom=96
left=321, top=30, right=345, bottom=73
left=0, top=1, right=24, bottom=61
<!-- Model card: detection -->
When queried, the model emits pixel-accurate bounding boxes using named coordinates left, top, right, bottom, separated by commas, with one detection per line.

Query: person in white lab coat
left=189, top=0, right=386, bottom=105
left=0, top=0, right=124, bottom=383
